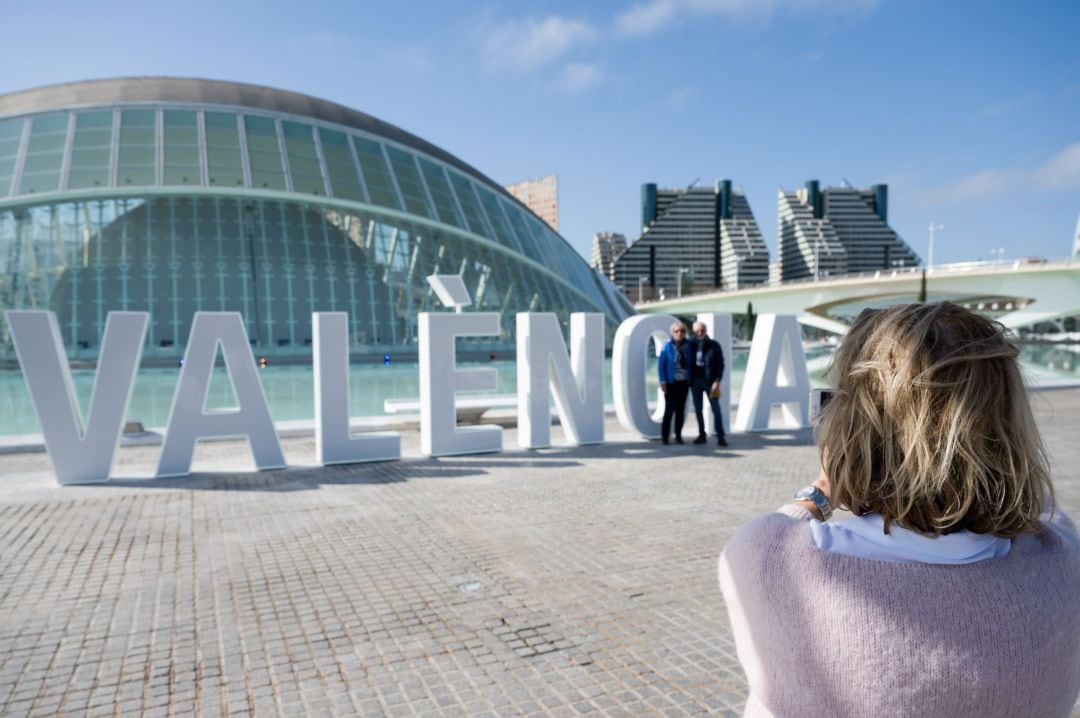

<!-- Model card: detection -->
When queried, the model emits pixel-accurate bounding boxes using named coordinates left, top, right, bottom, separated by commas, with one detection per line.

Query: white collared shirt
left=806, top=511, right=1011, bottom=564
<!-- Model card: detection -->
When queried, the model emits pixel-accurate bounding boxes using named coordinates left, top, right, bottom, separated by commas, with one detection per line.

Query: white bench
left=383, top=394, right=518, bottom=423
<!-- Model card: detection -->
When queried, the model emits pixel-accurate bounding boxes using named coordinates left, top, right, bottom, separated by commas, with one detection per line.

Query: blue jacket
left=658, top=339, right=693, bottom=384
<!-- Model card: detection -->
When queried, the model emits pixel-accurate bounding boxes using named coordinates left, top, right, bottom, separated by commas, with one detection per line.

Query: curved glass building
left=0, top=78, right=631, bottom=363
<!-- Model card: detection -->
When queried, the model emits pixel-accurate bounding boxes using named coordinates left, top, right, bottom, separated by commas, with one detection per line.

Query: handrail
left=634, top=257, right=1080, bottom=306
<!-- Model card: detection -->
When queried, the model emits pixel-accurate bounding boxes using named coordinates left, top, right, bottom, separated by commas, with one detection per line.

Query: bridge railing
left=773, top=257, right=1078, bottom=287
left=634, top=256, right=1080, bottom=304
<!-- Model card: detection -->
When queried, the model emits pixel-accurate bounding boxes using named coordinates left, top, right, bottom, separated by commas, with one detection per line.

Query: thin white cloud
left=483, top=16, right=596, bottom=70
left=876, top=173, right=910, bottom=190
left=1034, top=142, right=1080, bottom=189
left=911, top=141, right=1080, bottom=206
left=616, top=0, right=679, bottom=38
left=668, top=85, right=697, bottom=107
left=928, top=170, right=1011, bottom=205
left=553, top=63, right=603, bottom=93
left=979, top=93, right=1041, bottom=117
left=615, top=0, right=880, bottom=37
left=287, top=31, right=360, bottom=65
left=288, top=33, right=431, bottom=77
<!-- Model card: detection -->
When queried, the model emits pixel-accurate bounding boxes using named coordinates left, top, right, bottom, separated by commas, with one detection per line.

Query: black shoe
left=662, top=438, right=670, bottom=445
left=693, top=435, right=707, bottom=444
left=675, top=437, right=684, bottom=445
left=717, top=436, right=728, bottom=447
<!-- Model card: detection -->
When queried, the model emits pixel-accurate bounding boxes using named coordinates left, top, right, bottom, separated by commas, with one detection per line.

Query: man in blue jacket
left=658, top=321, right=693, bottom=444
left=690, top=321, right=727, bottom=446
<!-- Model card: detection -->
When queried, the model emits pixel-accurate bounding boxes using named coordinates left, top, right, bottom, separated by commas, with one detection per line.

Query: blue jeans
left=691, top=376, right=725, bottom=438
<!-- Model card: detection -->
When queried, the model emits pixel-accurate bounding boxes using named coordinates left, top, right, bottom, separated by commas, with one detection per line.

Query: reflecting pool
left=0, top=344, right=1075, bottom=437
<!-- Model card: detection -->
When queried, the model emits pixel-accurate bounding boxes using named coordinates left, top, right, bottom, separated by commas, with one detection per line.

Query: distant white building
left=505, top=174, right=559, bottom=230
left=590, top=232, right=627, bottom=281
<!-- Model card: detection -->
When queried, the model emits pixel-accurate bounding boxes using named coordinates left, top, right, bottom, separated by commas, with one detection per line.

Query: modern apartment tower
left=505, top=174, right=559, bottom=230
left=777, top=180, right=919, bottom=283
left=590, top=231, right=627, bottom=281
left=612, top=180, right=768, bottom=300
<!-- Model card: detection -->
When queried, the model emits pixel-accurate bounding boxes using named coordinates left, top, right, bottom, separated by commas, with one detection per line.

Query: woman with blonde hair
left=658, top=320, right=693, bottom=445
left=719, top=302, right=1080, bottom=718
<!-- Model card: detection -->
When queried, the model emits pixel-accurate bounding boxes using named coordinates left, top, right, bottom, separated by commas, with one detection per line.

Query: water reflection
left=0, top=344, right=1075, bottom=436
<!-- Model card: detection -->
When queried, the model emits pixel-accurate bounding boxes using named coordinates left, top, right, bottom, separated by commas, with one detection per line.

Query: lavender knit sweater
left=719, top=508, right=1080, bottom=718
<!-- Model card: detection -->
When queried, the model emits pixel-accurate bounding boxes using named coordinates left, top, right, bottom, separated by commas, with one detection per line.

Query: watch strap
left=793, top=486, right=832, bottom=521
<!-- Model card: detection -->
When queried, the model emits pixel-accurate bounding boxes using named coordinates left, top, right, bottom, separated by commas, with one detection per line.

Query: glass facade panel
left=500, top=201, right=543, bottom=264
left=0, top=118, right=24, bottom=196
left=548, top=227, right=606, bottom=309
left=68, top=111, right=113, bottom=190
left=383, top=146, right=430, bottom=218
left=351, top=136, right=400, bottom=209
left=117, top=109, right=156, bottom=186
left=446, top=171, right=491, bottom=236
left=243, top=115, right=286, bottom=190
left=318, top=128, right=363, bottom=202
left=0, top=193, right=616, bottom=362
left=524, top=214, right=570, bottom=283
left=0, top=101, right=629, bottom=365
left=163, top=110, right=201, bottom=186
left=473, top=185, right=522, bottom=254
left=281, top=121, right=324, bottom=195
left=204, top=112, right=245, bottom=187
left=18, top=113, right=68, bottom=194
left=416, top=158, right=463, bottom=228
left=548, top=230, right=595, bottom=315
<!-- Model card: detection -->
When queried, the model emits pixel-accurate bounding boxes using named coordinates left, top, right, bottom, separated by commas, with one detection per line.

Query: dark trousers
left=662, top=380, right=690, bottom=441
left=691, top=376, right=726, bottom=438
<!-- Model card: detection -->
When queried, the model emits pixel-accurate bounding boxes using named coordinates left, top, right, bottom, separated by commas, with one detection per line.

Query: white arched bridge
left=637, top=258, right=1080, bottom=335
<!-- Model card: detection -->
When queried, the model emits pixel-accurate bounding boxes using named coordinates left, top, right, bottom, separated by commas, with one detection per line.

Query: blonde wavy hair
left=818, top=302, right=1052, bottom=537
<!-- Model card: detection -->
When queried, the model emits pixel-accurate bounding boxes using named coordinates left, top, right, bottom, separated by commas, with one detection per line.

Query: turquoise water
left=0, top=344, right=1075, bottom=436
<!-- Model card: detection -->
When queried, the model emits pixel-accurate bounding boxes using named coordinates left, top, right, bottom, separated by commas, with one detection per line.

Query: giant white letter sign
left=612, top=314, right=677, bottom=439
left=516, top=312, right=604, bottom=448
left=6, top=310, right=147, bottom=484
left=157, top=312, right=285, bottom=477
left=313, top=312, right=400, bottom=465
left=418, top=311, right=502, bottom=456
left=734, top=314, right=810, bottom=432
left=692, top=313, right=733, bottom=435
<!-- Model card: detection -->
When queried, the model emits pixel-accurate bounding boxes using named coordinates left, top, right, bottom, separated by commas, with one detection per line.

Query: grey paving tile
left=1, top=395, right=1079, bottom=717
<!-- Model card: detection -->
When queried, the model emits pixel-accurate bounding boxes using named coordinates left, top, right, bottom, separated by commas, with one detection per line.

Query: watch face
left=794, top=487, right=815, bottom=501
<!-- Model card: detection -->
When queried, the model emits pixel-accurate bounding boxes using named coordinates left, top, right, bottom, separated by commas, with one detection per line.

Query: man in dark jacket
left=690, top=321, right=728, bottom=446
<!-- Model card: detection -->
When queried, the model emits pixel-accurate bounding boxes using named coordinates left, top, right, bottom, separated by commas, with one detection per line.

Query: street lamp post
left=638, top=275, right=649, bottom=303
left=990, top=247, right=1005, bottom=265
left=928, top=223, right=943, bottom=273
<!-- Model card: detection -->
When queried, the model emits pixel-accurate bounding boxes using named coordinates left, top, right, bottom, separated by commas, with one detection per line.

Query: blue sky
left=2, top=0, right=1078, bottom=265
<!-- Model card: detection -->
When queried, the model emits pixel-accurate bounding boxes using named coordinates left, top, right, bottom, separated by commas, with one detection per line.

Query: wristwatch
left=793, top=485, right=832, bottom=521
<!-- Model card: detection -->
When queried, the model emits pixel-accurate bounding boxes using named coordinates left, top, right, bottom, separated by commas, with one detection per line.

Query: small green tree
left=745, top=301, right=757, bottom=339
left=918, top=269, right=928, bottom=303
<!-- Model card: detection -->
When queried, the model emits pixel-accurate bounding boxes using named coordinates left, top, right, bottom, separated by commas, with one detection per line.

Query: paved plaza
left=1, top=390, right=1079, bottom=717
